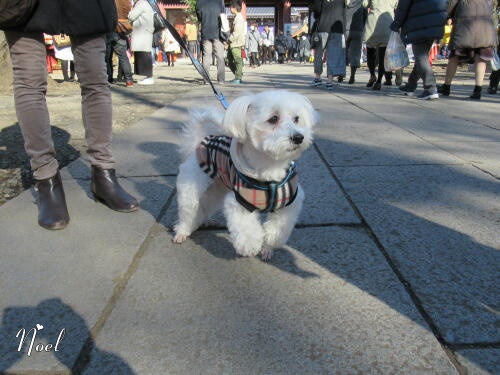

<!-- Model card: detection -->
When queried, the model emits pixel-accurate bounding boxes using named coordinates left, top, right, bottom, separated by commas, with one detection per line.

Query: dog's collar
left=229, top=138, right=291, bottom=181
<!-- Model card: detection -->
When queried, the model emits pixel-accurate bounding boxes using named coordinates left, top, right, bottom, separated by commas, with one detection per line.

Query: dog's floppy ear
left=221, top=95, right=252, bottom=141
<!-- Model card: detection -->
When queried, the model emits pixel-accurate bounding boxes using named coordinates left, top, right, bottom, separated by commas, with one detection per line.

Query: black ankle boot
left=437, top=84, right=450, bottom=96
left=470, top=85, right=482, bottom=100
left=487, top=76, right=499, bottom=94
left=35, top=171, right=70, bottom=230
left=91, top=166, right=139, bottom=212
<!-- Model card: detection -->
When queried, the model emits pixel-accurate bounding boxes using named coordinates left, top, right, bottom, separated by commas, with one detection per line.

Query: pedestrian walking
left=260, top=24, right=275, bottom=64
left=106, top=0, right=134, bottom=86
left=128, top=0, right=155, bottom=85
left=275, top=30, right=288, bottom=64
left=391, top=0, right=449, bottom=100
left=298, top=34, right=311, bottom=63
left=162, top=27, right=180, bottom=67
left=246, top=22, right=261, bottom=68
left=2, top=0, right=139, bottom=230
left=196, top=0, right=226, bottom=84
left=362, top=0, right=398, bottom=90
left=185, top=17, right=199, bottom=60
left=345, top=0, right=364, bottom=84
left=227, top=0, right=245, bottom=84
left=311, top=0, right=346, bottom=90
left=438, top=0, right=498, bottom=99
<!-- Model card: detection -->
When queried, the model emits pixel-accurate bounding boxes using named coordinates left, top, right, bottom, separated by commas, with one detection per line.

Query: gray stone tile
left=456, top=349, right=500, bottom=375
left=335, top=164, right=500, bottom=344
left=111, top=126, right=182, bottom=177
left=161, top=148, right=359, bottom=229
left=434, top=141, right=500, bottom=178
left=84, top=227, right=456, bottom=375
left=0, top=177, right=173, bottom=373
left=315, top=125, right=462, bottom=167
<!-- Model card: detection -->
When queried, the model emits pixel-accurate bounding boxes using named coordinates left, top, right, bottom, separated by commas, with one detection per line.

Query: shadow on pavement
left=0, top=298, right=135, bottom=374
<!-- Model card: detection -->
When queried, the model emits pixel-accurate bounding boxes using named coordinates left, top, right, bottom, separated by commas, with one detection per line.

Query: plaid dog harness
left=196, top=135, right=299, bottom=213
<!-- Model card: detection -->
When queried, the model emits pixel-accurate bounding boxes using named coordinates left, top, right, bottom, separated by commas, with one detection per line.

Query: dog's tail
left=178, top=107, right=225, bottom=159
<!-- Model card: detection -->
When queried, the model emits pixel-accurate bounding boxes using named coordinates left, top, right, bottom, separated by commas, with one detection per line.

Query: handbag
left=153, top=11, right=164, bottom=33
left=219, top=0, right=230, bottom=42
left=115, top=18, right=133, bottom=36
left=309, top=0, right=322, bottom=49
left=384, top=31, right=410, bottom=71
left=53, top=34, right=72, bottom=49
left=241, top=47, right=247, bottom=59
left=0, top=0, right=38, bottom=29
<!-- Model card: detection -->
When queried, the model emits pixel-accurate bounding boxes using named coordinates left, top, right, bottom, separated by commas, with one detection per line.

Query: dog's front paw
left=233, top=239, right=262, bottom=257
left=260, top=246, right=274, bottom=261
left=172, top=233, right=188, bottom=244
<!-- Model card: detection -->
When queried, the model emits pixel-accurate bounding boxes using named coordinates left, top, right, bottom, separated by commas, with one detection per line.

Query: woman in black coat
left=2, top=0, right=138, bottom=230
left=390, top=0, right=448, bottom=100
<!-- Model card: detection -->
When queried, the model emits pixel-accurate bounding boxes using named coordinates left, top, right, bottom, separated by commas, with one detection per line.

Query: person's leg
left=414, top=40, right=437, bottom=90
left=61, top=59, right=70, bottom=81
left=72, top=33, right=138, bottom=211
left=470, top=53, right=487, bottom=99
left=313, top=32, right=328, bottom=79
left=375, top=47, right=387, bottom=84
left=474, top=54, right=487, bottom=87
left=105, top=32, right=114, bottom=83
left=213, top=39, right=226, bottom=83
left=6, top=31, right=58, bottom=180
left=366, top=47, right=376, bottom=86
left=444, top=55, right=459, bottom=85
left=71, top=34, right=114, bottom=170
left=201, top=39, right=213, bottom=81
left=113, top=34, right=133, bottom=83
left=6, top=31, right=69, bottom=228
left=230, top=46, right=243, bottom=81
left=488, top=69, right=500, bottom=93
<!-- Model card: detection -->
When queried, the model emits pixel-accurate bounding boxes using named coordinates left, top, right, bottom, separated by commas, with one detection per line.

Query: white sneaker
left=138, top=77, right=154, bottom=85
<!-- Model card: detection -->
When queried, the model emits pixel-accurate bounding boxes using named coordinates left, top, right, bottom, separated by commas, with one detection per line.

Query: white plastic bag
left=491, top=51, right=500, bottom=71
left=384, top=31, right=410, bottom=71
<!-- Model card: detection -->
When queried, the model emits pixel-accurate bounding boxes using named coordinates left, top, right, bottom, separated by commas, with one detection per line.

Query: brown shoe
left=125, top=80, right=134, bottom=87
left=35, top=171, right=70, bottom=230
left=91, top=166, right=139, bottom=212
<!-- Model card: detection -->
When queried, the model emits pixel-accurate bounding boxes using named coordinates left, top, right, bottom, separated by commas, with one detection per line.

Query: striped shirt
left=196, top=136, right=299, bottom=213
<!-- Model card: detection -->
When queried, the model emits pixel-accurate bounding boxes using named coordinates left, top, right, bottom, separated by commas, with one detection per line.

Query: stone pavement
left=0, top=60, right=499, bottom=375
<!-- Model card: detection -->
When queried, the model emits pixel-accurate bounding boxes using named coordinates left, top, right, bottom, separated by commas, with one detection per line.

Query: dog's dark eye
left=293, top=116, right=299, bottom=123
left=268, top=115, right=279, bottom=125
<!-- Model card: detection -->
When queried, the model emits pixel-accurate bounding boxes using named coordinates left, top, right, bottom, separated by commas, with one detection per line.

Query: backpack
left=0, top=0, right=38, bottom=29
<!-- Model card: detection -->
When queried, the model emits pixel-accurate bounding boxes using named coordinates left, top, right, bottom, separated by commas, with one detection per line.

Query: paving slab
left=162, top=147, right=360, bottom=229
left=83, top=227, right=457, bottom=375
left=0, top=176, right=174, bottom=373
left=432, top=141, right=500, bottom=178
left=456, top=349, right=500, bottom=375
left=334, top=164, right=500, bottom=345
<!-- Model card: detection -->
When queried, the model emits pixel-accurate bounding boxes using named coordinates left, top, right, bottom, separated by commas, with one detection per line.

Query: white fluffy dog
left=173, top=90, right=317, bottom=260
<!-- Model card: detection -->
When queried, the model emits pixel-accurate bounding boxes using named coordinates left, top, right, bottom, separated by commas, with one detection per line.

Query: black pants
left=249, top=52, right=259, bottom=66
left=407, top=40, right=436, bottom=90
left=367, top=46, right=391, bottom=83
left=61, top=60, right=75, bottom=81
left=105, top=32, right=133, bottom=82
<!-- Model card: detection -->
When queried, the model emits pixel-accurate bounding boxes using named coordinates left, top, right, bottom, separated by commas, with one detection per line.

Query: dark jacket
left=275, top=34, right=288, bottom=54
left=345, top=0, right=364, bottom=34
left=196, top=0, right=224, bottom=40
left=22, top=0, right=117, bottom=36
left=447, top=0, right=498, bottom=49
left=312, top=0, right=345, bottom=34
left=390, top=0, right=449, bottom=44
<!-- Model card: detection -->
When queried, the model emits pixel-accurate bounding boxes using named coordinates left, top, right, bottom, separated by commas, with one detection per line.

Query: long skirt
left=326, top=33, right=346, bottom=76
left=134, top=51, right=152, bottom=77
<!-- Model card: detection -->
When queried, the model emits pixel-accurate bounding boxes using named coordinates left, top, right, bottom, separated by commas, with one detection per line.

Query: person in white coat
left=128, top=0, right=155, bottom=84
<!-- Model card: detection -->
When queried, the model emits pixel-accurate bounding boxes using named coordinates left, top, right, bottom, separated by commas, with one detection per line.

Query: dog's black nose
left=291, top=133, right=304, bottom=145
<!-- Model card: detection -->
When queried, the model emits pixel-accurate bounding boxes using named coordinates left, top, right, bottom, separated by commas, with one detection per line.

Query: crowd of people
left=310, top=0, right=499, bottom=100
